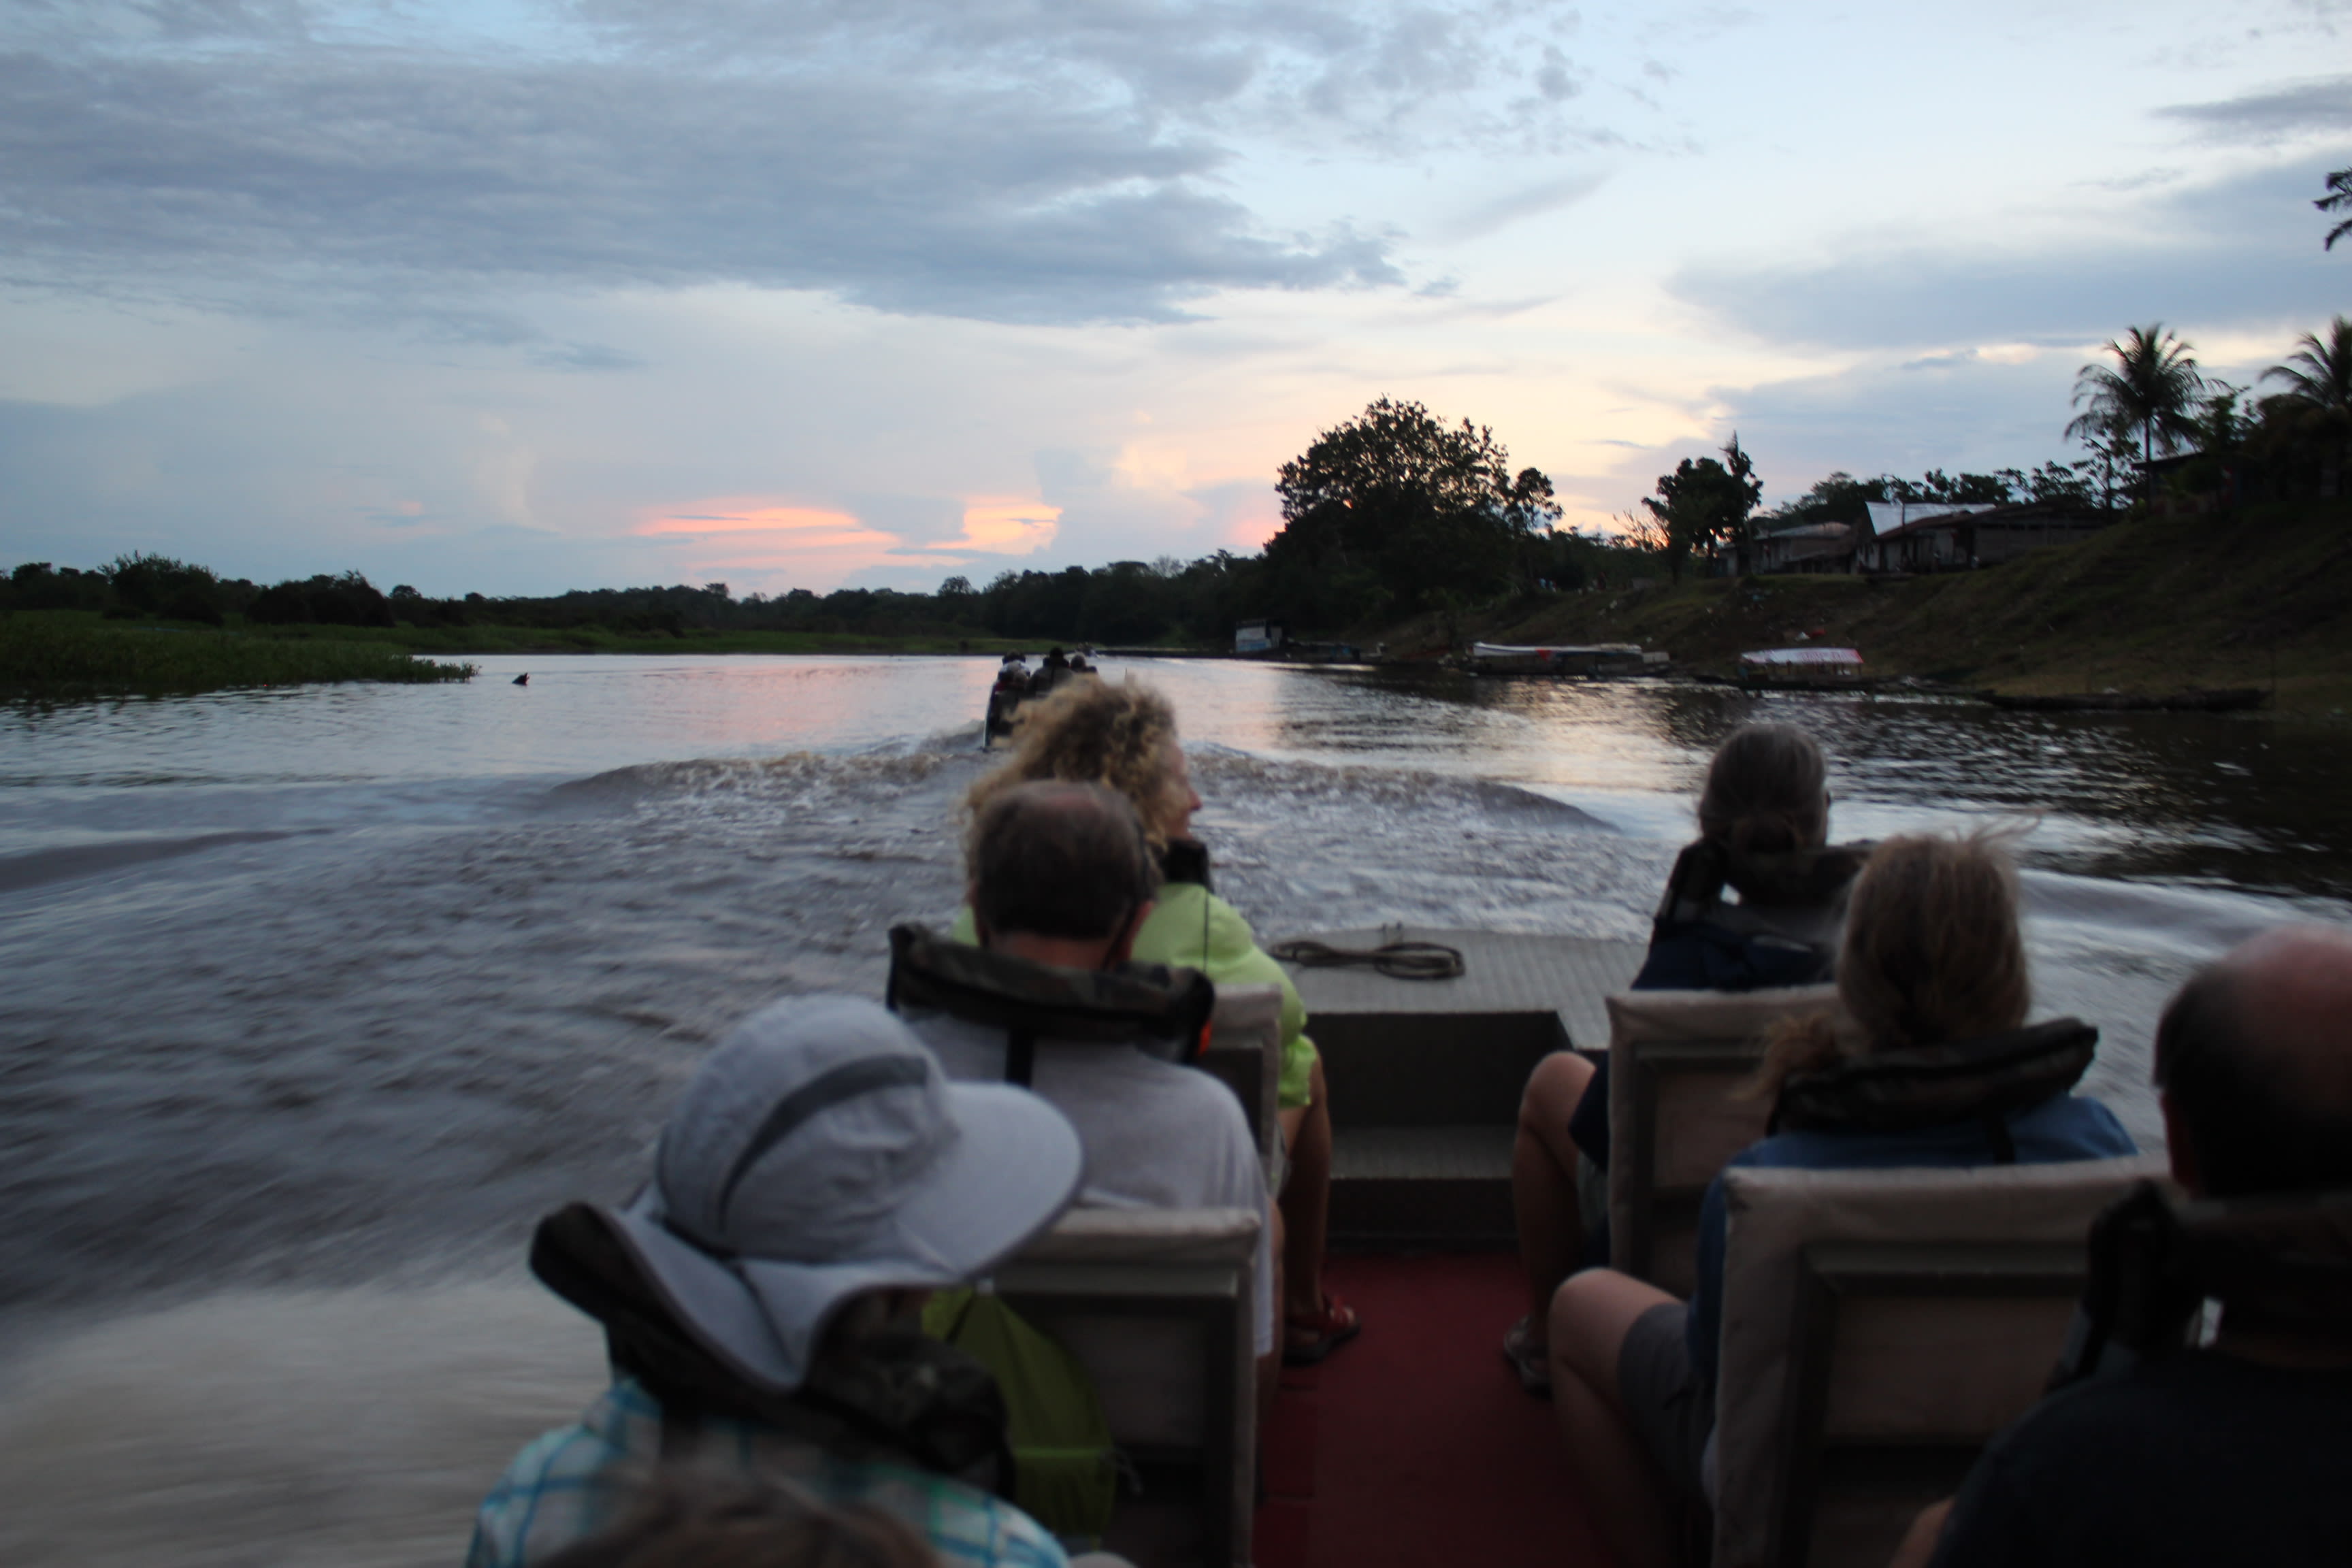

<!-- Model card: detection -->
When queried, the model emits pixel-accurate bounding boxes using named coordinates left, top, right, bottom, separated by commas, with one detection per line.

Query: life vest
left=885, top=924, right=1215, bottom=1088
left=1635, top=838, right=1867, bottom=993
left=528, top=1203, right=1015, bottom=1490
left=2052, top=1182, right=2352, bottom=1387
left=1769, top=1017, right=2101, bottom=1162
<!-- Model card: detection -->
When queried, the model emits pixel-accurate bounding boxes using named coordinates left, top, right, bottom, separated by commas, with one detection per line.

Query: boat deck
left=1278, top=928, right=1646, bottom=1250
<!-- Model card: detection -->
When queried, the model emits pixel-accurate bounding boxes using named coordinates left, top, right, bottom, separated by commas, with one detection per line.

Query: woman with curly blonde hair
left=956, top=676, right=1358, bottom=1364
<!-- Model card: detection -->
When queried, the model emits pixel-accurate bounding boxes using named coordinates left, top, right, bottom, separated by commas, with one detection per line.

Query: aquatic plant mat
left=1254, top=1253, right=1609, bottom=1568
left=1, top=614, right=475, bottom=694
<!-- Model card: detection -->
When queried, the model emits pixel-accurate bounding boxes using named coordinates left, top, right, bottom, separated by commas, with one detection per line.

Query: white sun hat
left=602, top=994, right=1082, bottom=1392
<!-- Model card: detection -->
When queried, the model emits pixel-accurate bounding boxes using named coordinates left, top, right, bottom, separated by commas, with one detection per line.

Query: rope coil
left=1267, top=938, right=1467, bottom=981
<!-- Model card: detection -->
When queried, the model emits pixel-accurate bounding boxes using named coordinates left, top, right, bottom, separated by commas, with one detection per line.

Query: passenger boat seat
left=1709, top=1155, right=2172, bottom=1568
left=1605, top=985, right=1838, bottom=1295
left=992, top=1206, right=1262, bottom=1568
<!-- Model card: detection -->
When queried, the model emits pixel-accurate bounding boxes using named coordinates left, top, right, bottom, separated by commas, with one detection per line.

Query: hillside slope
left=1411, top=501, right=2352, bottom=719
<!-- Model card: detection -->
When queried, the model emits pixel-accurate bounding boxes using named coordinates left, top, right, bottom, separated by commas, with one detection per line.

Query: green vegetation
left=1435, top=499, right=2352, bottom=719
left=0, top=611, right=475, bottom=696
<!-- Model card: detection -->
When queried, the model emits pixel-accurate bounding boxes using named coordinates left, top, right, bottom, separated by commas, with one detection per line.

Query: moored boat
left=1734, top=645, right=1872, bottom=691
left=1465, top=642, right=1668, bottom=678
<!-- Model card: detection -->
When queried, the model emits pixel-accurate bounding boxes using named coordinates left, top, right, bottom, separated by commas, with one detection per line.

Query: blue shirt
left=1686, top=1094, right=2138, bottom=1388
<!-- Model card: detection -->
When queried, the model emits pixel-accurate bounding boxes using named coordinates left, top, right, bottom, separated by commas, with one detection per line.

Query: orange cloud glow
left=943, top=499, right=1060, bottom=554
left=634, top=499, right=906, bottom=589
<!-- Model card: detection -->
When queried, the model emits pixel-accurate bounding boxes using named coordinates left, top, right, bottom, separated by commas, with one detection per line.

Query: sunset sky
left=1, top=1, right=2346, bottom=595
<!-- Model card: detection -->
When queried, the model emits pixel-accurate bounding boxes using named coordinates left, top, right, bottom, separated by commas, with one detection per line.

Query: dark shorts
left=1617, top=1301, right=1712, bottom=1500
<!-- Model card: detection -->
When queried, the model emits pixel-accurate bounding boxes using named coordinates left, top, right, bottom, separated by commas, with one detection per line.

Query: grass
left=1426, top=499, right=2352, bottom=721
left=1, top=612, right=478, bottom=696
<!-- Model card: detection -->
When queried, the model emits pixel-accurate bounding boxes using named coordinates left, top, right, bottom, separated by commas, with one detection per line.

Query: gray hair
left=969, top=780, right=1162, bottom=941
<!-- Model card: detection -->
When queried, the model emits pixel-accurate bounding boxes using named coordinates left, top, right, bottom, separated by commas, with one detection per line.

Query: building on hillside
left=1858, top=501, right=2110, bottom=573
left=1753, top=521, right=1860, bottom=574
left=1234, top=619, right=1284, bottom=654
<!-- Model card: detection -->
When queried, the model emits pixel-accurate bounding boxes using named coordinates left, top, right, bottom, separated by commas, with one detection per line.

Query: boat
left=1465, top=642, right=1668, bottom=678
left=1733, top=645, right=1872, bottom=691
left=1982, top=687, right=2268, bottom=714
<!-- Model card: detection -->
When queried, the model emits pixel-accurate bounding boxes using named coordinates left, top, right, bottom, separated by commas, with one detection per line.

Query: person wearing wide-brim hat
left=468, top=996, right=1084, bottom=1568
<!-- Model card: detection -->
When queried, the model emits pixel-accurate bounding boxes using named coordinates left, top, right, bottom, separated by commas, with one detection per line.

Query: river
left=2, top=654, right=2345, bottom=1564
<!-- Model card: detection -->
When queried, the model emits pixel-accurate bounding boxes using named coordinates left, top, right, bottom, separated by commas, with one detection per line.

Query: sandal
left=1501, top=1314, right=1551, bottom=1398
left=1283, top=1294, right=1362, bottom=1365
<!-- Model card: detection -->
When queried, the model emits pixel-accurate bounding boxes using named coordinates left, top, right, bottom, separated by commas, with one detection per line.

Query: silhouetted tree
left=2320, top=167, right=2352, bottom=251
left=2067, top=325, right=2207, bottom=501
left=1268, top=397, right=1559, bottom=627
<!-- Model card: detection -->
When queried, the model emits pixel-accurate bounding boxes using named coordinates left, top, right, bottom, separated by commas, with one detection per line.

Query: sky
left=1, top=1, right=2347, bottom=596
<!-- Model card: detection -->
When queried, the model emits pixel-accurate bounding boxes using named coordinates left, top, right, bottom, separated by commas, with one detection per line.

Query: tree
left=2265, top=315, right=2352, bottom=414
left=1268, top=397, right=1560, bottom=626
left=2321, top=167, right=2352, bottom=251
left=2261, top=314, right=2352, bottom=495
left=1716, top=435, right=1766, bottom=575
left=2066, top=325, right=2207, bottom=501
left=1638, top=441, right=1761, bottom=580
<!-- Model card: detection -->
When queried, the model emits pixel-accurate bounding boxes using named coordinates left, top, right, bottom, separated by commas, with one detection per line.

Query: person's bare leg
left=1514, top=1051, right=1597, bottom=1337
left=1549, top=1267, right=1682, bottom=1568
left=1886, top=1499, right=1953, bottom=1568
left=1276, top=1058, right=1332, bottom=1321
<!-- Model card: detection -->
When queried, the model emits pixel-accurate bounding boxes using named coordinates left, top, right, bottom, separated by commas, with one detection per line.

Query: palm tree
left=2066, top=325, right=2207, bottom=477
left=2264, top=314, right=2352, bottom=413
left=2321, top=167, right=2352, bottom=251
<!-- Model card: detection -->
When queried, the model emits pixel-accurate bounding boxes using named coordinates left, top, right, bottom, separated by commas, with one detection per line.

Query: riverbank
left=0, top=612, right=476, bottom=696
left=1388, top=500, right=2352, bottom=719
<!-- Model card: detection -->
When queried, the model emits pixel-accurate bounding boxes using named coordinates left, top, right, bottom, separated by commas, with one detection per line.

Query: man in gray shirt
left=890, top=779, right=1275, bottom=1366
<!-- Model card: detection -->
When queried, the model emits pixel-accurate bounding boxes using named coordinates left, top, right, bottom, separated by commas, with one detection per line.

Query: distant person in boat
left=1899, top=924, right=2352, bottom=1568
left=1505, top=722, right=1865, bottom=1394
left=951, top=679, right=1357, bottom=1365
left=466, top=996, right=1083, bottom=1568
left=1546, top=833, right=2135, bottom=1568
left=891, top=779, right=1278, bottom=1380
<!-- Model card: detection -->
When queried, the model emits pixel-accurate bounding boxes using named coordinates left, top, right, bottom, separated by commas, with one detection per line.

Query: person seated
left=1897, top=925, right=2352, bottom=1568
left=890, top=779, right=1277, bottom=1377
left=1546, top=832, right=2136, bottom=1568
left=467, top=996, right=1084, bottom=1568
left=950, top=679, right=1355, bottom=1364
left=1506, top=722, right=1865, bottom=1392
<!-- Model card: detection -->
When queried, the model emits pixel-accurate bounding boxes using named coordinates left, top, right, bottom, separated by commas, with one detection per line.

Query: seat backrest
left=1200, top=983, right=1283, bottom=1188
left=1710, top=1154, right=2172, bottom=1568
left=1606, top=986, right=1836, bottom=1294
left=992, top=1206, right=1261, bottom=1568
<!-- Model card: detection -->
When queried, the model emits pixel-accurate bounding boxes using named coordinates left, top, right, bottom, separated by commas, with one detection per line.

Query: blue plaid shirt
left=467, top=1377, right=1068, bottom=1568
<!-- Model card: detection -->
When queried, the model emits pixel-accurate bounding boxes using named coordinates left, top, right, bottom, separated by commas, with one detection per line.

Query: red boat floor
left=1253, top=1252, right=1614, bottom=1568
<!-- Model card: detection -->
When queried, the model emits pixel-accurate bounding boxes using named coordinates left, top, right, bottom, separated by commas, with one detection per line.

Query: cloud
left=1669, top=156, right=2352, bottom=353
left=0, top=27, right=1401, bottom=329
left=2158, top=74, right=2352, bottom=140
left=1447, top=171, right=1607, bottom=242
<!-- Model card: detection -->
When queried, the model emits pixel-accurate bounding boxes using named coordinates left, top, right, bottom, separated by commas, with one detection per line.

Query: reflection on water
left=0, top=655, right=2347, bottom=1565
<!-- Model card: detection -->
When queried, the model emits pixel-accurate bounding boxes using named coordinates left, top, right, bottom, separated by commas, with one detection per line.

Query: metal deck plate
left=1276, top=926, right=1646, bottom=1051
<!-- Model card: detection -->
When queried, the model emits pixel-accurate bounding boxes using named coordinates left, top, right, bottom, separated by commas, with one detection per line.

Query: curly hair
left=1752, top=830, right=2033, bottom=1098
left=966, top=676, right=1188, bottom=853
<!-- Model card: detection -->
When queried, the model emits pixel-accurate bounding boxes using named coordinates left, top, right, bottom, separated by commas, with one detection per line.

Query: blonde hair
left=966, top=676, right=1188, bottom=851
left=1754, top=832, right=2032, bottom=1098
